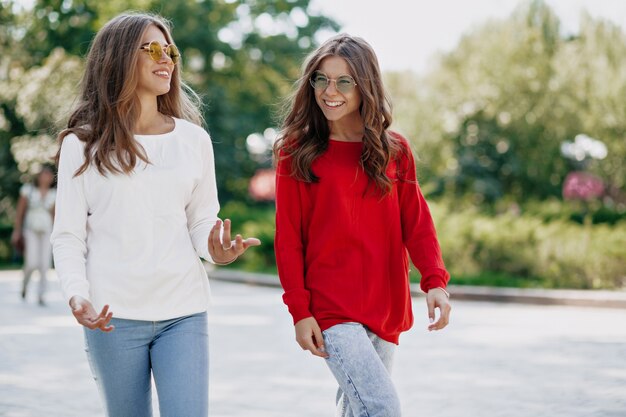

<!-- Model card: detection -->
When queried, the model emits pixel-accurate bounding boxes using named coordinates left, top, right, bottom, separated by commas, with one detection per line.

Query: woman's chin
left=157, top=86, right=171, bottom=96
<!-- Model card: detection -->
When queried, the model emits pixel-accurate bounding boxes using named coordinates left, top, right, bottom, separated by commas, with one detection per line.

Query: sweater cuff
left=59, top=276, right=91, bottom=304
left=419, top=271, right=449, bottom=294
left=289, top=308, right=313, bottom=325
left=282, top=289, right=312, bottom=324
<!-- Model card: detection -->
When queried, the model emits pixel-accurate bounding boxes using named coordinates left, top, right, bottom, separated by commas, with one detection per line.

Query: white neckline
left=134, top=117, right=178, bottom=138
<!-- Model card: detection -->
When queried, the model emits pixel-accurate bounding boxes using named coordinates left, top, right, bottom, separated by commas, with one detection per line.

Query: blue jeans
left=323, top=322, right=401, bottom=417
left=84, top=312, right=209, bottom=417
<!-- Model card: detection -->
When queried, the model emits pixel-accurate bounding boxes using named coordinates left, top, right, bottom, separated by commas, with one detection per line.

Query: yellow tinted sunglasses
left=139, top=41, right=180, bottom=65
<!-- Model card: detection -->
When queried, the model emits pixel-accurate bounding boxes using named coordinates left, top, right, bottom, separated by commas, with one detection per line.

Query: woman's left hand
left=426, top=287, right=451, bottom=331
left=208, top=218, right=261, bottom=265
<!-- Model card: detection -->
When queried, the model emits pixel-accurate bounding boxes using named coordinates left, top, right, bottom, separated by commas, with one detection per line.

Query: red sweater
left=274, top=133, right=449, bottom=344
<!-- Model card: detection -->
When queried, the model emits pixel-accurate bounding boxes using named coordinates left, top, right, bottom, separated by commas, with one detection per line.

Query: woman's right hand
left=69, top=296, right=115, bottom=332
left=294, top=317, right=329, bottom=358
left=10, top=229, right=22, bottom=246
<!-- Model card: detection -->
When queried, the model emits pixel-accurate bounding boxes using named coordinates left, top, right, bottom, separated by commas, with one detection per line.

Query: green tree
left=427, top=0, right=566, bottom=202
left=0, top=0, right=26, bottom=222
left=553, top=13, right=626, bottom=199
left=388, top=0, right=626, bottom=208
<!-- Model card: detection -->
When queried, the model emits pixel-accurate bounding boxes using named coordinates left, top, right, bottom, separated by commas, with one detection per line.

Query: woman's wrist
left=430, top=287, right=450, bottom=298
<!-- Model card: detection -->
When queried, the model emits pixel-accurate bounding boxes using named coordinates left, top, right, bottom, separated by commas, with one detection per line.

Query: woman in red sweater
left=273, top=34, right=451, bottom=416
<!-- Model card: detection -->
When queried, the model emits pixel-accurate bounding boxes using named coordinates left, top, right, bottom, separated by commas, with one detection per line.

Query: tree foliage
left=389, top=0, right=626, bottom=208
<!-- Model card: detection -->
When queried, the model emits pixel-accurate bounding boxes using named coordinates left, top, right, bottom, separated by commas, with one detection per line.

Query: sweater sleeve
left=274, top=156, right=312, bottom=323
left=186, top=130, right=219, bottom=263
left=396, top=136, right=450, bottom=292
left=50, top=134, right=91, bottom=303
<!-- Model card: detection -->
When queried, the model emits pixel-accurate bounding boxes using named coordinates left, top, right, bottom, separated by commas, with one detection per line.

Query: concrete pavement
left=1, top=269, right=625, bottom=417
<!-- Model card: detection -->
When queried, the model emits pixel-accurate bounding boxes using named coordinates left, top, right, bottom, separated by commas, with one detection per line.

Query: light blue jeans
left=323, top=322, right=401, bottom=417
left=84, top=312, right=209, bottom=417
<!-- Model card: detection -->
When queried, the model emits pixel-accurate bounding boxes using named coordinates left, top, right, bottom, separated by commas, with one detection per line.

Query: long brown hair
left=274, top=33, right=403, bottom=195
left=57, top=13, right=203, bottom=176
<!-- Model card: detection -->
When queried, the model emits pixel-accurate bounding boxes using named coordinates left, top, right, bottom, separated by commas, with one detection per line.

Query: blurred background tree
left=390, top=0, right=626, bottom=211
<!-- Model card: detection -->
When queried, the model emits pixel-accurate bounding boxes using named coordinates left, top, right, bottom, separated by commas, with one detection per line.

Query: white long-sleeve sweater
left=51, top=118, right=219, bottom=321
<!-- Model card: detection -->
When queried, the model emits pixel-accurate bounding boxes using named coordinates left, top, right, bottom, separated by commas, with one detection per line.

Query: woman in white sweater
left=51, top=13, right=259, bottom=417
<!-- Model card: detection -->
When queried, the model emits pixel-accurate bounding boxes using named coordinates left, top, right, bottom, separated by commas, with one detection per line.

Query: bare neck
left=134, top=96, right=173, bottom=135
left=328, top=114, right=364, bottom=142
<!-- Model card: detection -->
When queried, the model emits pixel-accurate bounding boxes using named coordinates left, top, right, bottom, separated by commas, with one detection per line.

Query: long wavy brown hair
left=56, top=13, right=203, bottom=176
left=274, top=33, right=404, bottom=195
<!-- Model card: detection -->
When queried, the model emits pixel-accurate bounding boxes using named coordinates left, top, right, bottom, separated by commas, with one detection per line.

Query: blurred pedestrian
left=273, top=34, right=451, bottom=416
left=51, top=12, right=260, bottom=417
left=11, top=164, right=56, bottom=306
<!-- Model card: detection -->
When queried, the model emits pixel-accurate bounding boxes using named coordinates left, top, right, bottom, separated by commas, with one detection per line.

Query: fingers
left=427, top=296, right=436, bottom=324
left=91, top=305, right=115, bottom=332
left=208, top=219, right=261, bottom=264
left=232, top=235, right=262, bottom=255
left=427, top=301, right=451, bottom=331
left=296, top=317, right=328, bottom=358
left=312, top=326, right=329, bottom=358
left=208, top=219, right=223, bottom=255
left=221, top=219, right=232, bottom=250
left=208, top=219, right=236, bottom=264
left=232, top=234, right=244, bottom=254
left=298, top=334, right=328, bottom=358
left=71, top=301, right=115, bottom=332
left=295, top=317, right=328, bottom=358
left=242, top=237, right=262, bottom=248
left=437, top=303, right=452, bottom=329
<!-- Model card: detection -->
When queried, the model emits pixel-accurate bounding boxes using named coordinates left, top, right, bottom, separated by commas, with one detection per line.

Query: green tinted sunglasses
left=139, top=41, right=180, bottom=65
left=310, top=71, right=357, bottom=94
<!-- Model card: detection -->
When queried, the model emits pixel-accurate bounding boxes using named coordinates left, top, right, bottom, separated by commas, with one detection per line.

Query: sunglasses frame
left=309, top=71, right=357, bottom=94
left=139, top=40, right=180, bottom=65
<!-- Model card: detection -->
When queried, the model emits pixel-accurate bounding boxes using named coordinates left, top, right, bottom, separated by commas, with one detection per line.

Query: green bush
left=520, top=198, right=626, bottom=225
left=429, top=202, right=626, bottom=289
left=534, top=221, right=626, bottom=289
left=0, top=224, right=19, bottom=266
left=219, top=201, right=277, bottom=273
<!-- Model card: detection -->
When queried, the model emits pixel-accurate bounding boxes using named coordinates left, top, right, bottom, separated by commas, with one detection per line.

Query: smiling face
left=313, top=55, right=362, bottom=131
left=135, top=24, right=176, bottom=100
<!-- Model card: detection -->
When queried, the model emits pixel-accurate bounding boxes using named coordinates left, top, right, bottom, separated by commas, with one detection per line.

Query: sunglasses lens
left=148, top=42, right=162, bottom=61
left=311, top=72, right=329, bottom=90
left=144, top=42, right=180, bottom=64
left=336, top=76, right=355, bottom=93
left=167, top=44, right=180, bottom=64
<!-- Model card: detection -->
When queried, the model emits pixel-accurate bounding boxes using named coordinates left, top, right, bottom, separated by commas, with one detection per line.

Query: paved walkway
left=1, top=269, right=625, bottom=417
